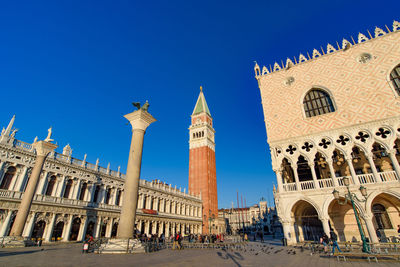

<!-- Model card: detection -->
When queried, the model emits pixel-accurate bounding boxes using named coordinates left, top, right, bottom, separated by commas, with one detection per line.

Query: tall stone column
left=10, top=140, right=57, bottom=237
left=363, top=214, right=379, bottom=244
left=388, top=149, right=400, bottom=179
left=0, top=210, right=13, bottom=237
left=326, top=159, right=339, bottom=187
left=117, top=108, right=156, bottom=239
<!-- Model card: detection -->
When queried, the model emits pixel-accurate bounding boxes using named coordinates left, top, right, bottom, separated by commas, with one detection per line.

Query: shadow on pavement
left=0, top=250, right=42, bottom=257
left=217, top=249, right=244, bottom=267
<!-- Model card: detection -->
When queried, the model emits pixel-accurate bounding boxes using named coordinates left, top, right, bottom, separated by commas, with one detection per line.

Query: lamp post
left=332, top=176, right=370, bottom=253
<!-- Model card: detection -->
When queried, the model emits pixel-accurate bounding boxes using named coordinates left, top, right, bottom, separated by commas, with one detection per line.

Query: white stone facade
left=0, top=118, right=202, bottom=242
left=256, top=21, right=400, bottom=245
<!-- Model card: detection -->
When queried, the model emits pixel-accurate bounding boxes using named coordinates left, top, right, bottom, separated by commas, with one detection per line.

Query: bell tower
left=188, top=86, right=218, bottom=234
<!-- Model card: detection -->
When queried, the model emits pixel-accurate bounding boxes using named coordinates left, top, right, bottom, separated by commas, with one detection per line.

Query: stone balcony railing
left=281, top=170, right=399, bottom=193
left=0, top=189, right=121, bottom=211
left=0, top=189, right=203, bottom=220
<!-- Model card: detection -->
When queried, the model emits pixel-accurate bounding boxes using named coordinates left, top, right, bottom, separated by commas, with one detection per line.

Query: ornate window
left=372, top=204, right=392, bottom=229
left=390, top=64, right=400, bottom=96
left=45, top=176, right=56, bottom=196
left=303, top=89, right=335, bottom=118
left=0, top=166, right=16, bottom=190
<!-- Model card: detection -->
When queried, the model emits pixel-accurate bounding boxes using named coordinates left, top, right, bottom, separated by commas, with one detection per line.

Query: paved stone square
left=1, top=241, right=399, bottom=267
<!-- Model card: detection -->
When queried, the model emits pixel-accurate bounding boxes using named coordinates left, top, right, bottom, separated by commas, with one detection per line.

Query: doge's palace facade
left=0, top=117, right=202, bottom=242
left=256, top=21, right=400, bottom=245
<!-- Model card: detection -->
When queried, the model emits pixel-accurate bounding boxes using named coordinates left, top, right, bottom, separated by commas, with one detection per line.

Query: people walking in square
left=329, top=230, right=341, bottom=255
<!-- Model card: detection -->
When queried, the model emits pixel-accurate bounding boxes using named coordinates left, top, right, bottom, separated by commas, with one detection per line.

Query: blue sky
left=0, top=1, right=398, bottom=208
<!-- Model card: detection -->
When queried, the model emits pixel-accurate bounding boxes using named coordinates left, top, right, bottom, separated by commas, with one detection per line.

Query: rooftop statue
left=132, top=100, right=150, bottom=112
left=44, top=127, right=54, bottom=142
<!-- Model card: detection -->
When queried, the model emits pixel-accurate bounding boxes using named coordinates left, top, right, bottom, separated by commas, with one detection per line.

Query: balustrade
left=318, top=178, right=334, bottom=188
left=283, top=182, right=297, bottom=192
left=357, top=173, right=375, bottom=184
left=379, top=171, right=399, bottom=182
left=300, top=180, right=315, bottom=190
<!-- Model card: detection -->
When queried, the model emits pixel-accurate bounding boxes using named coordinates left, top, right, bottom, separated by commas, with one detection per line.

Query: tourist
left=320, top=233, right=329, bottom=254
left=329, top=230, right=341, bottom=255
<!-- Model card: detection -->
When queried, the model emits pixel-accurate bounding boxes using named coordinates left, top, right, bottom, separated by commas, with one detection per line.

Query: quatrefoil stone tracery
left=375, top=128, right=391, bottom=139
left=318, top=139, right=331, bottom=149
left=286, top=145, right=297, bottom=155
left=336, top=135, right=350, bottom=146
left=355, top=131, right=369, bottom=143
left=301, top=142, right=313, bottom=152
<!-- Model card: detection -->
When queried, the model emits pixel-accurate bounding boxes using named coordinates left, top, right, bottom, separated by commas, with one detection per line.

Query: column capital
left=124, top=109, right=156, bottom=131
left=33, top=141, right=58, bottom=157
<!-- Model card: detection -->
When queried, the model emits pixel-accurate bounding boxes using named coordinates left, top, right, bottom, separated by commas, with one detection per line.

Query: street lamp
left=332, top=178, right=370, bottom=253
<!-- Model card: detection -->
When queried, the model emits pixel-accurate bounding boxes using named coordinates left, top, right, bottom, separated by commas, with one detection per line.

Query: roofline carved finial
left=200, top=86, right=203, bottom=92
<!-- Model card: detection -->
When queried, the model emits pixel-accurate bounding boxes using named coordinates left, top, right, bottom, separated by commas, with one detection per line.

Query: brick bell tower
left=189, top=86, right=218, bottom=234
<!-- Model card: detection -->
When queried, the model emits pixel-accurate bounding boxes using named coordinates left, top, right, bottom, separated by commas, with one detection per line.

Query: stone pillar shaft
left=10, top=141, right=56, bottom=237
left=117, top=109, right=156, bottom=239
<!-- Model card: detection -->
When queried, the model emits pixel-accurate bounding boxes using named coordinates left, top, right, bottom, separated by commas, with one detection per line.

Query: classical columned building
left=219, top=200, right=281, bottom=235
left=255, top=21, right=400, bottom=244
left=0, top=118, right=202, bottom=242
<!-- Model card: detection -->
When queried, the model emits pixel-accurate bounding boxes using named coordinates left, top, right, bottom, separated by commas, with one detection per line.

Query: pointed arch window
left=390, top=64, right=400, bottom=96
left=303, top=89, right=335, bottom=118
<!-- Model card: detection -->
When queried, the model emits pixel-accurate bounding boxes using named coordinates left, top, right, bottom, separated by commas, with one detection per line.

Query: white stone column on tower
left=366, top=154, right=382, bottom=182
left=14, top=166, right=29, bottom=192
left=10, top=139, right=57, bottom=238
left=144, top=221, right=150, bottom=235
left=0, top=210, right=13, bottom=237
left=292, top=165, right=301, bottom=191
left=309, top=163, right=320, bottom=189
left=320, top=217, right=330, bottom=236
left=22, top=212, right=36, bottom=238
left=165, top=222, right=170, bottom=237
left=388, top=149, right=400, bottom=179
left=346, top=157, right=360, bottom=185
left=326, top=159, right=339, bottom=187
left=36, top=171, right=49, bottom=195
left=78, top=217, right=88, bottom=241
left=62, top=215, right=73, bottom=241
left=45, top=213, right=57, bottom=241
left=94, top=216, right=102, bottom=238
left=0, top=161, right=6, bottom=185
left=72, top=179, right=81, bottom=200
left=55, top=175, right=66, bottom=197
left=363, top=214, right=379, bottom=244
left=117, top=107, right=156, bottom=239
left=105, top=218, right=113, bottom=238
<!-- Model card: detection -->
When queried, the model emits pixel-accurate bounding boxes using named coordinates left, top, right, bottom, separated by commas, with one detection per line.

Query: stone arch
left=281, top=158, right=295, bottom=184
left=367, top=191, right=400, bottom=242
left=371, top=141, right=395, bottom=174
left=350, top=145, right=372, bottom=176
left=296, top=154, right=313, bottom=182
left=290, top=199, right=324, bottom=242
left=285, top=197, right=322, bottom=220
left=31, top=220, right=46, bottom=239
left=327, top=195, right=367, bottom=242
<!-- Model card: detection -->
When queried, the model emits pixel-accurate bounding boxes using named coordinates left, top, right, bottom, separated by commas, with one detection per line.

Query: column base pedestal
left=1, top=236, right=37, bottom=247
left=97, top=238, right=145, bottom=254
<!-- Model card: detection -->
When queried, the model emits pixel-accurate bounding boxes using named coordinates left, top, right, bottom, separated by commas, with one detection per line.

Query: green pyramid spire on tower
left=192, top=86, right=211, bottom=116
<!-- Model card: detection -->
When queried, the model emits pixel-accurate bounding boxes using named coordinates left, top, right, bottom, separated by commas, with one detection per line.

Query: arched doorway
left=69, top=218, right=81, bottom=241
left=370, top=193, right=400, bottom=242
left=52, top=221, right=64, bottom=241
left=31, top=220, right=46, bottom=239
left=86, top=221, right=95, bottom=237
left=0, top=166, right=16, bottom=190
left=111, top=223, right=118, bottom=237
left=328, top=198, right=365, bottom=242
left=291, top=200, right=323, bottom=242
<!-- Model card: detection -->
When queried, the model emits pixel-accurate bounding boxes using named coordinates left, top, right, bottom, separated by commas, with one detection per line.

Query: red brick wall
left=189, top=146, right=218, bottom=234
